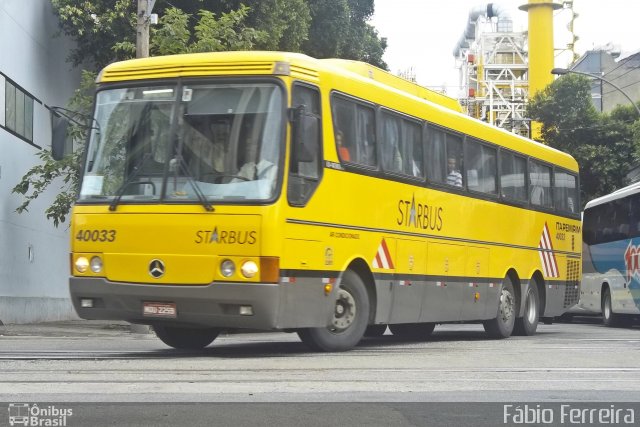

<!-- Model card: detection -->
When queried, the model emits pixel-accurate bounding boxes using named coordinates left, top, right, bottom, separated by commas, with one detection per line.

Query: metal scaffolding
left=456, top=14, right=531, bottom=138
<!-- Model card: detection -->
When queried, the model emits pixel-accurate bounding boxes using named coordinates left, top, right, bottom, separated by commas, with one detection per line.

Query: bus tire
left=389, top=323, right=435, bottom=340
left=297, top=270, right=369, bottom=352
left=513, top=283, right=539, bottom=336
left=153, top=325, right=219, bottom=349
left=483, top=276, right=516, bottom=339
left=364, top=324, right=387, bottom=337
left=602, top=287, right=625, bottom=327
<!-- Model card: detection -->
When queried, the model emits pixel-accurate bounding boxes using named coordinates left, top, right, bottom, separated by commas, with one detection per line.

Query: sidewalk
left=0, top=320, right=151, bottom=337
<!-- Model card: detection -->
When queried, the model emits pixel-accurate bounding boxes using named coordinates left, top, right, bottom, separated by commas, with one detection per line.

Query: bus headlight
left=75, top=257, right=89, bottom=273
left=240, top=260, right=259, bottom=278
left=220, top=259, right=235, bottom=277
left=90, top=256, right=103, bottom=273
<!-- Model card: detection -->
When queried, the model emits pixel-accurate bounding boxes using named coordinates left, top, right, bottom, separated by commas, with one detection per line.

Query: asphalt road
left=1, top=318, right=639, bottom=426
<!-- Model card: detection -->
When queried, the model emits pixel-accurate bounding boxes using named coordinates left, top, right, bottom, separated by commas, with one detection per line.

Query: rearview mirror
left=50, top=110, right=70, bottom=161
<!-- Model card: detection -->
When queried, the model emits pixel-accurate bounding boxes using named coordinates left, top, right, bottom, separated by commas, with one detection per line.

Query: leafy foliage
left=51, top=0, right=136, bottom=69
left=18, top=0, right=388, bottom=226
left=12, top=70, right=96, bottom=227
left=303, top=0, right=387, bottom=68
left=51, top=0, right=387, bottom=69
left=528, top=74, right=640, bottom=206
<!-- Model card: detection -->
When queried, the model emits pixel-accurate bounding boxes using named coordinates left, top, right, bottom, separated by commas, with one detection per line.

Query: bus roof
left=320, top=58, right=463, bottom=113
left=99, top=51, right=461, bottom=111
left=98, top=51, right=578, bottom=172
left=584, top=181, right=640, bottom=209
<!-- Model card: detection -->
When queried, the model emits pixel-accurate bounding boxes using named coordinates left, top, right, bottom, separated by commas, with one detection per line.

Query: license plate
left=143, top=302, right=177, bottom=318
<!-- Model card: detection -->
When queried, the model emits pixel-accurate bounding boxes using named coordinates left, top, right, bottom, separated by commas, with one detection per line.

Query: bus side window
left=465, top=138, right=497, bottom=195
left=445, top=133, right=463, bottom=188
left=629, top=193, right=640, bottom=238
left=355, top=106, right=376, bottom=166
left=426, top=127, right=446, bottom=184
left=500, top=151, right=527, bottom=202
left=404, top=119, right=423, bottom=178
left=381, top=112, right=403, bottom=174
left=554, top=170, right=578, bottom=214
left=529, top=160, right=552, bottom=208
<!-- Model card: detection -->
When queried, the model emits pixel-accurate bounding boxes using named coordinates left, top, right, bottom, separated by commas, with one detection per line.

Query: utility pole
left=136, top=0, right=156, bottom=58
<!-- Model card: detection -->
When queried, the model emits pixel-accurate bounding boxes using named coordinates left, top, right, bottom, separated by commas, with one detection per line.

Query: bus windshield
left=80, top=81, right=284, bottom=204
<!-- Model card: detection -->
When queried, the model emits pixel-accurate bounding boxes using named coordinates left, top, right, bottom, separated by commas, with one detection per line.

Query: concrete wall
left=602, top=52, right=640, bottom=113
left=0, top=1, right=81, bottom=323
left=572, top=49, right=640, bottom=114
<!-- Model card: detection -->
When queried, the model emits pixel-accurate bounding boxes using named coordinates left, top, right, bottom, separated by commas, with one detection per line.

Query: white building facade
left=0, top=1, right=80, bottom=323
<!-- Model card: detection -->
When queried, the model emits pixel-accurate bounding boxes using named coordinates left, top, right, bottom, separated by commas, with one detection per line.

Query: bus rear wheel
left=483, top=277, right=516, bottom=338
left=298, top=270, right=370, bottom=352
left=602, top=287, right=625, bottom=327
left=153, top=325, right=220, bottom=349
left=389, top=323, right=435, bottom=340
left=513, top=283, right=539, bottom=336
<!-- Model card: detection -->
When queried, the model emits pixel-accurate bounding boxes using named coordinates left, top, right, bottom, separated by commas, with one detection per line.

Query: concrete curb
left=0, top=320, right=153, bottom=337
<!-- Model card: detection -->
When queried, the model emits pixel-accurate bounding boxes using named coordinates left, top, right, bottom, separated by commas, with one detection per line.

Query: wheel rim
left=525, top=288, right=537, bottom=324
left=330, top=288, right=356, bottom=333
left=499, top=288, right=514, bottom=323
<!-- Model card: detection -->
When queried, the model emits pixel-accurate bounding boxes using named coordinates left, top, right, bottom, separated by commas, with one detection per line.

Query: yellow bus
left=62, top=51, right=581, bottom=351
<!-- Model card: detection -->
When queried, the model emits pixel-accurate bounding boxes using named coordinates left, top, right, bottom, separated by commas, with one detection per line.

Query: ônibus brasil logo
left=8, top=403, right=73, bottom=426
left=624, top=241, right=640, bottom=283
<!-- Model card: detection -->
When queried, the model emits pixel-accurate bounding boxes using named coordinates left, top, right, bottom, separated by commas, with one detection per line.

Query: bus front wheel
left=298, top=270, right=370, bottom=352
left=483, top=277, right=516, bottom=338
left=153, top=325, right=220, bottom=349
left=513, top=283, right=539, bottom=336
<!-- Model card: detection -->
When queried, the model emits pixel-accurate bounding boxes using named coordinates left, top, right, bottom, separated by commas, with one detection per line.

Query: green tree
left=221, top=0, right=311, bottom=52
left=528, top=73, right=640, bottom=205
left=17, top=0, right=388, bottom=225
left=12, top=70, right=95, bottom=227
left=14, top=3, right=267, bottom=226
left=51, top=0, right=269, bottom=68
left=303, top=0, right=387, bottom=68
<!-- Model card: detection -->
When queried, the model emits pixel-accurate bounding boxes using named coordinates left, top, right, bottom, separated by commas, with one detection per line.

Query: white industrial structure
left=0, top=1, right=81, bottom=323
left=454, top=1, right=569, bottom=139
left=454, top=4, right=531, bottom=137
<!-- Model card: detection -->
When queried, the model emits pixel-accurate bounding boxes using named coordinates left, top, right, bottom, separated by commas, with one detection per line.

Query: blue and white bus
left=580, top=182, right=640, bottom=326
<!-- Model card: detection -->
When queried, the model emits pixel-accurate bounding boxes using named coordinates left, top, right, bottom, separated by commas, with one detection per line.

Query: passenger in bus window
left=446, top=156, right=462, bottom=187
left=336, top=130, right=351, bottom=161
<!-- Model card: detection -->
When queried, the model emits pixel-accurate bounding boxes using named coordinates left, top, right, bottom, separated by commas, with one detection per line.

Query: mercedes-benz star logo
left=148, top=259, right=165, bottom=278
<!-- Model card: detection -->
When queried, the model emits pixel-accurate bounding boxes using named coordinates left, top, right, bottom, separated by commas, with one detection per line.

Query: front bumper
left=69, top=277, right=281, bottom=330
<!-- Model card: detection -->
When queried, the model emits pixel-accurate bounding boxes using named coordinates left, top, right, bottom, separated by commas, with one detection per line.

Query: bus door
left=421, top=242, right=465, bottom=322
left=388, top=238, right=427, bottom=324
left=460, top=246, right=490, bottom=320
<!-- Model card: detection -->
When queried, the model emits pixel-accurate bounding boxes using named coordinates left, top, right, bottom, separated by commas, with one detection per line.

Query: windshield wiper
left=170, top=154, right=214, bottom=212
left=109, top=153, right=153, bottom=211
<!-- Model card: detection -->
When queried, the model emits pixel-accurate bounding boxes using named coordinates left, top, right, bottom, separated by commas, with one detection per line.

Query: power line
left=602, top=55, right=640, bottom=79
left=602, top=79, right=640, bottom=96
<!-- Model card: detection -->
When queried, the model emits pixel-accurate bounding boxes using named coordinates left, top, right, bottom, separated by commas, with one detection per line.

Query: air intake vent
left=563, top=259, right=581, bottom=308
left=101, top=61, right=276, bottom=81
